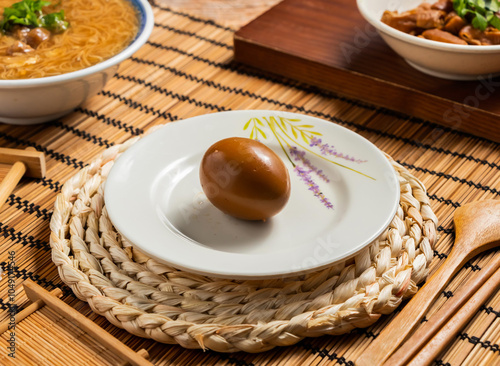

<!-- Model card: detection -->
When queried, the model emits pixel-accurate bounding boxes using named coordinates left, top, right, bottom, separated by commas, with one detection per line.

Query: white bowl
left=0, top=0, right=154, bottom=125
left=357, top=0, right=500, bottom=80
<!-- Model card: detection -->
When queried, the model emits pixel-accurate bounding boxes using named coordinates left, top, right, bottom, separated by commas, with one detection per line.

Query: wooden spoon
left=356, top=199, right=500, bottom=366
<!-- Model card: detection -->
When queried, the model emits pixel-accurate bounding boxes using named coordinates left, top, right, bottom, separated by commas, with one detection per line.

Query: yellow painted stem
left=272, top=119, right=375, bottom=180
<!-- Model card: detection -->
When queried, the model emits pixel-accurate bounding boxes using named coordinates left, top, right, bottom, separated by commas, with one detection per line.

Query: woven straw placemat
left=49, top=128, right=437, bottom=353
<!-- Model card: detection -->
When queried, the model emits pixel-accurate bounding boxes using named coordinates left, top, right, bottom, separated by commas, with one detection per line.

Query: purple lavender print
left=243, top=115, right=374, bottom=210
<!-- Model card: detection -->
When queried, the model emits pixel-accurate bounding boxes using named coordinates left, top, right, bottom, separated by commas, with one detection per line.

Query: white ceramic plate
left=104, top=110, right=400, bottom=279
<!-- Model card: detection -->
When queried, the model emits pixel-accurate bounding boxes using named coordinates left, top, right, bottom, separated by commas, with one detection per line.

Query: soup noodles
left=0, top=0, right=139, bottom=79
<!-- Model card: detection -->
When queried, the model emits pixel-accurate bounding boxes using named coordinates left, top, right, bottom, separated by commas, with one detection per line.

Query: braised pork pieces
left=382, top=0, right=500, bottom=45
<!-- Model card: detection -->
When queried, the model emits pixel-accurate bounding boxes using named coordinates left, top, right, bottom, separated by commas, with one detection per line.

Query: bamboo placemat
left=0, top=2, right=499, bottom=365
left=0, top=305, right=126, bottom=366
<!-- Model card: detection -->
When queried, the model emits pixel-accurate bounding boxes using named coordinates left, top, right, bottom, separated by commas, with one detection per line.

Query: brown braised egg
left=200, top=137, right=291, bottom=221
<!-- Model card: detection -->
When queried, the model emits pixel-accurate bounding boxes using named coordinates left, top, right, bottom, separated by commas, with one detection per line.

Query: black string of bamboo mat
left=0, top=4, right=499, bottom=365
left=1, top=109, right=499, bottom=197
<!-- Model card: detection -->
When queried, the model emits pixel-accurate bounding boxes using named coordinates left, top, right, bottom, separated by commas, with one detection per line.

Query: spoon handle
left=356, top=248, right=468, bottom=366
left=384, top=252, right=500, bottom=366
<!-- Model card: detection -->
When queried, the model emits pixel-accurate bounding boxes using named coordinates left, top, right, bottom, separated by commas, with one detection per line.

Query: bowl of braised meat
left=0, top=0, right=153, bottom=124
left=357, top=0, right=500, bottom=80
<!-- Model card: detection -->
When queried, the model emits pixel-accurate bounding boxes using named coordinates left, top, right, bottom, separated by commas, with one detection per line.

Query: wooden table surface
left=156, top=0, right=281, bottom=27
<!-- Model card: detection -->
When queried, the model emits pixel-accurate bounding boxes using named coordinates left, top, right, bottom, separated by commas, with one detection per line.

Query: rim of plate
left=104, top=110, right=400, bottom=279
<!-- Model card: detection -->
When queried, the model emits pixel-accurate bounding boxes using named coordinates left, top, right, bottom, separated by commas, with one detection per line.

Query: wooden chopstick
left=407, top=264, right=500, bottom=365
left=384, top=251, right=500, bottom=366
left=23, top=280, right=154, bottom=366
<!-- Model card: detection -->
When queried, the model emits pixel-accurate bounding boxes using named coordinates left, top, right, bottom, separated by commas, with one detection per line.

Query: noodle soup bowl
left=357, top=0, right=500, bottom=80
left=0, top=0, right=154, bottom=125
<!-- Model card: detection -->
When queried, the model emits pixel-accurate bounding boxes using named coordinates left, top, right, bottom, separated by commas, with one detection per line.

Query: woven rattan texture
left=0, top=3, right=500, bottom=365
left=49, top=133, right=436, bottom=352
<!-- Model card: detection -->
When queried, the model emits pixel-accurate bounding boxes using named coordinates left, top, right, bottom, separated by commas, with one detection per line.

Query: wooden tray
left=233, top=0, right=500, bottom=143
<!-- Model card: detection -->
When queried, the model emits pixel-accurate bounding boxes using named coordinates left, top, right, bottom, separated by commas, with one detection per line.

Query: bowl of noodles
left=0, top=0, right=153, bottom=124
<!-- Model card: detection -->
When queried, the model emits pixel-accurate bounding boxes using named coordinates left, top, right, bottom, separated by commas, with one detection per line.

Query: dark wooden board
left=234, top=0, right=500, bottom=142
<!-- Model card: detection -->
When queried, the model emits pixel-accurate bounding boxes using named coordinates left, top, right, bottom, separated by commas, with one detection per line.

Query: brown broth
left=0, top=0, right=139, bottom=79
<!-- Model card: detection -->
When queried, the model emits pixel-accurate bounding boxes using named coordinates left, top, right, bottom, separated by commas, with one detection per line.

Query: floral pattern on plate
left=244, top=115, right=372, bottom=209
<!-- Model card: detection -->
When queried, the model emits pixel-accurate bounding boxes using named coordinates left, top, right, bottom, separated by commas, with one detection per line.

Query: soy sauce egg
left=200, top=137, right=291, bottom=221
